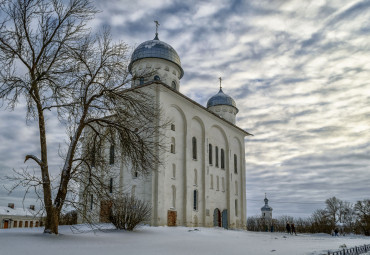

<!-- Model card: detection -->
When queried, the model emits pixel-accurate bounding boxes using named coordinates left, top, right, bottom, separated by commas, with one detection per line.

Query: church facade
left=79, top=30, right=251, bottom=229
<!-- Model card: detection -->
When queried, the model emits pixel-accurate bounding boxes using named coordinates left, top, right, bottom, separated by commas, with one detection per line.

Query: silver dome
left=128, top=36, right=184, bottom=78
left=206, top=88, right=238, bottom=112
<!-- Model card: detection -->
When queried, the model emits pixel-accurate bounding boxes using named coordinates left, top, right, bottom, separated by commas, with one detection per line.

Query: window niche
left=109, top=144, right=115, bottom=165
left=215, top=146, right=219, bottom=167
left=171, top=137, right=176, bottom=154
left=193, top=190, right=198, bottom=211
left=192, top=137, right=197, bottom=160
left=221, top=149, right=225, bottom=169
left=234, top=154, right=237, bottom=174
left=209, top=144, right=213, bottom=165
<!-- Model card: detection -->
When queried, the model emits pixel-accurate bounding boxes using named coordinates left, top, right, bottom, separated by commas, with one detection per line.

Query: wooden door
left=167, top=210, right=177, bottom=226
left=3, top=221, right=8, bottom=229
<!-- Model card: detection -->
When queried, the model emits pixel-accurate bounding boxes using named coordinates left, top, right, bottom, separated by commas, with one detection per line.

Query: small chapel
left=79, top=25, right=251, bottom=229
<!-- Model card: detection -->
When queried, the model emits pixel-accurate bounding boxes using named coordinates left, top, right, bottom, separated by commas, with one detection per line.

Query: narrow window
left=109, top=144, right=115, bottom=165
left=194, top=169, right=198, bottom=186
left=192, top=137, right=197, bottom=160
left=172, top=185, right=176, bottom=208
left=172, top=164, right=176, bottom=179
left=90, top=194, right=93, bottom=210
left=234, top=154, right=237, bottom=173
left=133, top=171, right=138, bottom=178
left=171, top=137, right=175, bottom=154
left=193, top=190, right=198, bottom=210
left=215, top=146, right=219, bottom=167
left=140, top=77, right=144, bottom=85
left=91, top=146, right=96, bottom=167
left=222, top=177, right=225, bottom=192
left=209, top=144, right=213, bottom=165
left=109, top=178, right=113, bottom=194
left=235, top=199, right=238, bottom=217
left=154, top=75, right=160, bottom=81
left=235, top=181, right=238, bottom=195
left=216, top=176, right=219, bottom=191
left=210, top=174, right=214, bottom=189
left=221, top=149, right=225, bottom=169
left=171, top=81, right=176, bottom=89
left=171, top=124, right=175, bottom=131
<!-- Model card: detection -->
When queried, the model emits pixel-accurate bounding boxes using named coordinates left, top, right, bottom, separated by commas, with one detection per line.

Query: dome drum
left=129, top=38, right=184, bottom=79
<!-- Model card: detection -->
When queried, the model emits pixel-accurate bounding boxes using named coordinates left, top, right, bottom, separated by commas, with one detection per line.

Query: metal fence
left=328, top=244, right=370, bottom=255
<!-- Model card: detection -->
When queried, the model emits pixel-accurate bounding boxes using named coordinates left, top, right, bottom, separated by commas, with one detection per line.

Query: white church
left=79, top=28, right=251, bottom=229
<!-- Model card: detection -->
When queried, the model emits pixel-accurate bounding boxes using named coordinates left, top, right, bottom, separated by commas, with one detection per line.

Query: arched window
left=90, top=194, right=93, bottom=210
left=216, top=176, right=219, bottom=191
left=172, top=185, right=176, bottom=208
left=154, top=75, right=160, bottom=81
left=235, top=181, right=238, bottom=195
left=171, top=137, right=175, bottom=154
left=235, top=199, right=238, bottom=217
left=109, top=178, right=113, bottom=194
left=221, top=149, right=225, bottom=169
left=215, top=146, right=219, bottom=167
left=139, top=77, right=145, bottom=85
left=172, top=164, right=176, bottom=179
left=209, top=144, right=213, bottom=165
left=171, top=81, right=176, bottom=89
left=222, top=177, right=225, bottom=192
left=109, top=144, right=114, bottom=165
left=171, top=124, right=175, bottom=131
left=131, top=185, right=136, bottom=196
left=234, top=154, right=237, bottom=173
left=194, top=169, right=198, bottom=186
left=192, top=137, right=197, bottom=160
left=193, top=190, right=198, bottom=210
left=91, top=146, right=96, bottom=167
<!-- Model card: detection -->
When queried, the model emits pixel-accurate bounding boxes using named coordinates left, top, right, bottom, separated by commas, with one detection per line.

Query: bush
left=109, top=194, right=151, bottom=231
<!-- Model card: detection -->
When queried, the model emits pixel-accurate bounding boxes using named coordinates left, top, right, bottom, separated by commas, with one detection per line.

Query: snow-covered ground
left=1, top=225, right=369, bottom=255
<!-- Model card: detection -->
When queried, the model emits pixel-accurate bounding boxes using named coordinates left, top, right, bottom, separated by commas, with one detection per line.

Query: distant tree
left=354, top=199, right=370, bottom=236
left=310, top=209, right=331, bottom=233
left=0, top=0, right=163, bottom=234
left=325, top=197, right=341, bottom=227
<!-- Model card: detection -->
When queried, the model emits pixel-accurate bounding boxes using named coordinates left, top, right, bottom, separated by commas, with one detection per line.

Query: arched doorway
left=213, top=208, right=221, bottom=227
left=222, top=209, right=228, bottom=229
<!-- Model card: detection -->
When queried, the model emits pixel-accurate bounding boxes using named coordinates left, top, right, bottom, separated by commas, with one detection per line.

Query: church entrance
left=3, top=220, right=9, bottom=229
left=222, top=209, right=228, bottom=229
left=167, top=210, right=177, bottom=226
left=100, top=200, right=112, bottom=223
left=213, top=208, right=221, bottom=227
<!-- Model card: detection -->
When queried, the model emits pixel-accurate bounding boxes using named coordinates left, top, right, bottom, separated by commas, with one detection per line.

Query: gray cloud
left=1, top=0, right=369, bottom=219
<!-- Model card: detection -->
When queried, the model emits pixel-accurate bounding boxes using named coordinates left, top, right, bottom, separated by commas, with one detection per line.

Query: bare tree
left=354, top=199, right=370, bottom=236
left=0, top=0, right=164, bottom=234
left=325, top=196, right=341, bottom=227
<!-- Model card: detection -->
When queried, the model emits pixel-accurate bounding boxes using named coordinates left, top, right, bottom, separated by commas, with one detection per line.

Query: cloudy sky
left=1, top=0, right=369, bottom=218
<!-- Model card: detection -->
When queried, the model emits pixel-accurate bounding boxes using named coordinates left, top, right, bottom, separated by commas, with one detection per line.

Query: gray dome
left=261, top=197, right=273, bottom=211
left=128, top=36, right=184, bottom=78
left=207, top=88, right=238, bottom=112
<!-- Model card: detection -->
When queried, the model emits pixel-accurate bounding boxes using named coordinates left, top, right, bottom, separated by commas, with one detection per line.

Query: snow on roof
left=0, top=206, right=38, bottom=217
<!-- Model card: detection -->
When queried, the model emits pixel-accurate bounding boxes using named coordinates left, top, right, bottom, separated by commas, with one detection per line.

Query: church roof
left=261, top=197, right=273, bottom=211
left=127, top=81, right=252, bottom=136
left=207, top=88, right=238, bottom=113
left=128, top=35, right=184, bottom=78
